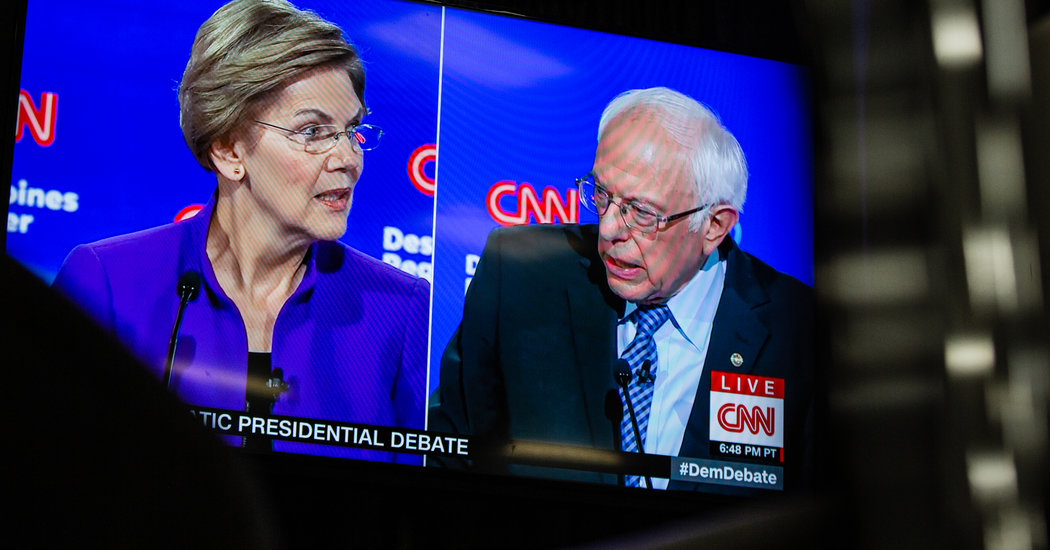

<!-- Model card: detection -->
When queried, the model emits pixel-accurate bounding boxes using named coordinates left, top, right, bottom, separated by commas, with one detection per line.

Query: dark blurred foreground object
left=5, top=254, right=281, bottom=548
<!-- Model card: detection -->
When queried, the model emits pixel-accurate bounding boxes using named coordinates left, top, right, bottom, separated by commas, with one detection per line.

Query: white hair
left=597, top=87, right=748, bottom=231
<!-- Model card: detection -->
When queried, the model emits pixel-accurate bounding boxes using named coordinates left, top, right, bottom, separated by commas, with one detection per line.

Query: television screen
left=9, top=0, right=813, bottom=499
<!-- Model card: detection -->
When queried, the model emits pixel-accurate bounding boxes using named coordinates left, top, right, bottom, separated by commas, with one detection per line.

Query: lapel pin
left=730, top=352, right=744, bottom=367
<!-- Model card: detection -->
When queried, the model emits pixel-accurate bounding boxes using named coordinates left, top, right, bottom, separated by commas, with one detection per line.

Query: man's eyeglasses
left=575, top=173, right=708, bottom=235
left=254, top=121, right=384, bottom=154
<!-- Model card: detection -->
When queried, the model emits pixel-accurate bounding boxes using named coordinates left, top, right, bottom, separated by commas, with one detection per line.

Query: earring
left=233, top=167, right=242, bottom=175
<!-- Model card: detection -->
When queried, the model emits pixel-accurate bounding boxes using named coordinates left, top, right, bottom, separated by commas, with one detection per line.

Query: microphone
left=266, top=367, right=289, bottom=404
left=637, top=360, right=654, bottom=384
left=614, top=359, right=652, bottom=489
left=177, top=271, right=202, bottom=302
left=164, top=271, right=202, bottom=388
left=614, top=359, right=633, bottom=387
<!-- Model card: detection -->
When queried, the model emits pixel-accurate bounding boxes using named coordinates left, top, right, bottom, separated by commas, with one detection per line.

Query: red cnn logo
left=486, top=181, right=578, bottom=226
left=717, top=403, right=776, bottom=436
left=16, top=90, right=58, bottom=146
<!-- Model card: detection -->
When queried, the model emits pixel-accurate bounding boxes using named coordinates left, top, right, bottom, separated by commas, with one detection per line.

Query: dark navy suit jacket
left=52, top=198, right=430, bottom=464
left=429, top=223, right=814, bottom=492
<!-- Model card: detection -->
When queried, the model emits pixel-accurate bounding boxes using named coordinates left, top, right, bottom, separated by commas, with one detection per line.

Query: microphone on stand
left=614, top=358, right=652, bottom=489
left=163, top=271, right=201, bottom=389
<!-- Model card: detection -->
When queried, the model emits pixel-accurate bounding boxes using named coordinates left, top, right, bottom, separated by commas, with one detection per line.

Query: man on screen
left=429, top=87, right=814, bottom=492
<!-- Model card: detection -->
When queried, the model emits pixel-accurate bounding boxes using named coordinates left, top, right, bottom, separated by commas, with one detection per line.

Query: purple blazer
left=52, top=200, right=429, bottom=464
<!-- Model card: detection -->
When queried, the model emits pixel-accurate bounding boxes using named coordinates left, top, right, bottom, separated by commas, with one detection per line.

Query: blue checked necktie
left=619, top=304, right=672, bottom=487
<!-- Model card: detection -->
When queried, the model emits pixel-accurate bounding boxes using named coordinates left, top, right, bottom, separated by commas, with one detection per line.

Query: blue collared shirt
left=618, top=250, right=726, bottom=489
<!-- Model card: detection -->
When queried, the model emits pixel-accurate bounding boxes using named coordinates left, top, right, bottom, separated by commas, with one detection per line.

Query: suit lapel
left=676, top=240, right=771, bottom=488
left=566, top=226, right=624, bottom=452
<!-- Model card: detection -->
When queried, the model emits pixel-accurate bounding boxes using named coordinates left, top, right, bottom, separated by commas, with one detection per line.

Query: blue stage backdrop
left=9, top=0, right=812, bottom=428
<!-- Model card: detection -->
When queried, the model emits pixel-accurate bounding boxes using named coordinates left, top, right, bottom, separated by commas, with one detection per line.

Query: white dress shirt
left=618, top=251, right=726, bottom=489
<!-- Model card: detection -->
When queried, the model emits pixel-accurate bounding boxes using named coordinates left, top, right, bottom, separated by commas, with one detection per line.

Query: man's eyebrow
left=593, top=172, right=658, bottom=209
left=627, top=196, right=660, bottom=213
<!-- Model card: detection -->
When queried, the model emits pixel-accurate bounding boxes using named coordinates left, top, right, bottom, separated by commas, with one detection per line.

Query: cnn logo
left=486, top=181, right=578, bottom=226
left=716, top=403, right=776, bottom=436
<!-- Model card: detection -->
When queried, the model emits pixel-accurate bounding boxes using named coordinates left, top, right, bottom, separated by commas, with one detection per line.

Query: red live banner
left=711, top=371, right=785, bottom=399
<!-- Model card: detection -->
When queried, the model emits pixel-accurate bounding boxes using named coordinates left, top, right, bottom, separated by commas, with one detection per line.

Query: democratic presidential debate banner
left=428, top=9, right=814, bottom=389
left=9, top=0, right=440, bottom=284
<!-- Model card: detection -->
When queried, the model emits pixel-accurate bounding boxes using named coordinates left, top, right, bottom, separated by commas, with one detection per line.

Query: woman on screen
left=52, top=0, right=428, bottom=463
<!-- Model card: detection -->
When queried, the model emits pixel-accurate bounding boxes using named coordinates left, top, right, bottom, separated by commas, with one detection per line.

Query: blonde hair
left=178, top=0, right=364, bottom=171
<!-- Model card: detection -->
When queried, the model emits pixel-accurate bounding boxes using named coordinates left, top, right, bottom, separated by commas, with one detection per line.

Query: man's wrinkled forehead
left=595, top=110, right=691, bottom=181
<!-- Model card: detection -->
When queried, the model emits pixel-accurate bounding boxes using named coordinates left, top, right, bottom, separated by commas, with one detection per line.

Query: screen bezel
left=3, top=0, right=821, bottom=545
